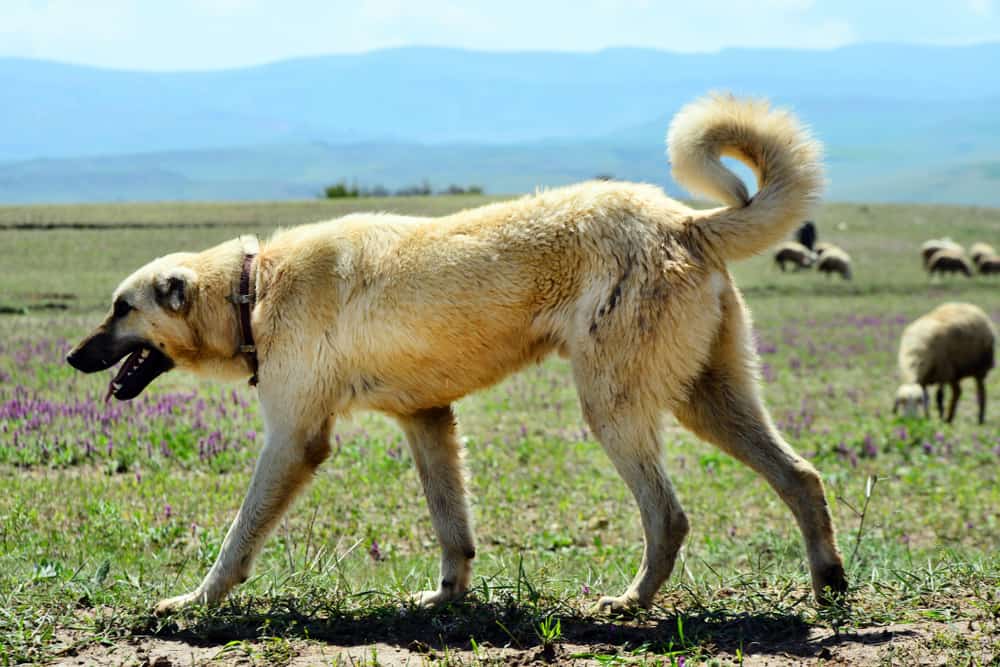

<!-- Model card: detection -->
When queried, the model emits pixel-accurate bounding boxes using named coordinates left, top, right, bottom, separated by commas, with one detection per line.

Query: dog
left=67, top=94, right=847, bottom=615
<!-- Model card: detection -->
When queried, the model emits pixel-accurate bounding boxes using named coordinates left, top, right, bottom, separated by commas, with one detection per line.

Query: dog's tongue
left=105, top=349, right=143, bottom=403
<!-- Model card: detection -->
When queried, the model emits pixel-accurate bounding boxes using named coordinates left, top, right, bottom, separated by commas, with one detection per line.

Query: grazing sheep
left=893, top=302, right=996, bottom=424
left=970, top=242, right=996, bottom=267
left=921, top=238, right=963, bottom=266
left=774, top=241, right=816, bottom=271
left=978, top=255, right=1000, bottom=275
left=813, top=241, right=836, bottom=257
left=815, top=246, right=852, bottom=280
left=927, top=249, right=973, bottom=277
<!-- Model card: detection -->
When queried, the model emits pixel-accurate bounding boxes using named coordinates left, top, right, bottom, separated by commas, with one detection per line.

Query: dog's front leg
left=398, top=406, right=476, bottom=605
left=155, top=417, right=332, bottom=614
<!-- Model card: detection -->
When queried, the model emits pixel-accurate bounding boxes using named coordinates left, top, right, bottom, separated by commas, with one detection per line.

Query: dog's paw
left=814, top=562, right=849, bottom=606
left=592, top=593, right=643, bottom=616
left=154, top=591, right=203, bottom=616
left=410, top=587, right=465, bottom=607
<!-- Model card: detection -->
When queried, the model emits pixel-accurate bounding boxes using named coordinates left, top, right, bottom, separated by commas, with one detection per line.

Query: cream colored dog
left=67, top=94, right=847, bottom=615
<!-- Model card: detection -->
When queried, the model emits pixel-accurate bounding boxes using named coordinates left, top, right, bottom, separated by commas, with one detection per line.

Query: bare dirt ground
left=50, top=618, right=998, bottom=666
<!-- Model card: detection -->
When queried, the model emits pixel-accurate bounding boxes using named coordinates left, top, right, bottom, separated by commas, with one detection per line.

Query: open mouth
left=105, top=345, right=173, bottom=402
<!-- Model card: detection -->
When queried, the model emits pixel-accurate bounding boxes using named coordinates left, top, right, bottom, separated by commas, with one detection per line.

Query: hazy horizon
left=4, top=39, right=1000, bottom=74
left=4, top=2, right=1000, bottom=206
left=3, top=0, right=999, bottom=71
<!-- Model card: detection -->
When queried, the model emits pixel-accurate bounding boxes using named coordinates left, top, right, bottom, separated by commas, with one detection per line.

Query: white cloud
left=0, top=1, right=138, bottom=61
left=0, top=0, right=996, bottom=70
left=194, top=0, right=256, bottom=16
left=968, top=0, right=993, bottom=16
left=759, top=0, right=816, bottom=10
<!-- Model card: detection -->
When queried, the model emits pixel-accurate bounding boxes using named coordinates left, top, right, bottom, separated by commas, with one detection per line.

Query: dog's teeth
left=112, top=382, right=121, bottom=390
left=140, top=349, right=150, bottom=360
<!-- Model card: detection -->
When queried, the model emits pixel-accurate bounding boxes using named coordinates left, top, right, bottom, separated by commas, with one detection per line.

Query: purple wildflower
left=761, top=363, right=776, bottom=383
left=862, top=434, right=877, bottom=458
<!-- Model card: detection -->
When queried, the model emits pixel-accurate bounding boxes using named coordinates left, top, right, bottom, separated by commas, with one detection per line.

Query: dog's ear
left=154, top=267, right=197, bottom=313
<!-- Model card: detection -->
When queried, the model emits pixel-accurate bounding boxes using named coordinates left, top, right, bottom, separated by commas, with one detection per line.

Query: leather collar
left=229, top=236, right=260, bottom=386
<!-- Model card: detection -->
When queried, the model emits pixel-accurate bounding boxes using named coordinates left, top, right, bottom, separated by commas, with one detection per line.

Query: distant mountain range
left=2, top=44, right=999, bottom=205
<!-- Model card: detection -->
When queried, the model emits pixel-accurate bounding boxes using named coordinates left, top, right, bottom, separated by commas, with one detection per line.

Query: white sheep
left=815, top=245, right=852, bottom=280
left=926, top=249, right=974, bottom=277
left=921, top=238, right=963, bottom=266
left=773, top=241, right=816, bottom=271
left=813, top=241, right=837, bottom=257
left=970, top=242, right=996, bottom=267
left=894, top=302, right=997, bottom=424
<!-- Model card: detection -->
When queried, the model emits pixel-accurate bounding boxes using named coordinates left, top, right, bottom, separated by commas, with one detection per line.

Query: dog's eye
left=113, top=300, right=133, bottom=318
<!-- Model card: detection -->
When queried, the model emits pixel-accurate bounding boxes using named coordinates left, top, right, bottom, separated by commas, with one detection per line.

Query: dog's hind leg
left=573, top=370, right=689, bottom=613
left=673, top=290, right=847, bottom=604
left=155, top=416, right=333, bottom=614
left=398, top=405, right=476, bottom=606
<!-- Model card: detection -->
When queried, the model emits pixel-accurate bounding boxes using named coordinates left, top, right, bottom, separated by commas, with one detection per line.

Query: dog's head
left=67, top=248, right=246, bottom=400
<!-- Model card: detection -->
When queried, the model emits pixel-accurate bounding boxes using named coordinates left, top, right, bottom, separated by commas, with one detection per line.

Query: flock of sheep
left=775, top=222, right=997, bottom=425
left=773, top=228, right=1000, bottom=281
left=773, top=221, right=853, bottom=280
left=921, top=238, right=999, bottom=276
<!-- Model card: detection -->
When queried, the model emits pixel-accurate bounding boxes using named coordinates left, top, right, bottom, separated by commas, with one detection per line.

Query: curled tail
left=667, top=93, right=823, bottom=262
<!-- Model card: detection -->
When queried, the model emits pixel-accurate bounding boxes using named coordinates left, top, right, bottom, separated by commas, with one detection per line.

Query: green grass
left=1, top=196, right=999, bottom=665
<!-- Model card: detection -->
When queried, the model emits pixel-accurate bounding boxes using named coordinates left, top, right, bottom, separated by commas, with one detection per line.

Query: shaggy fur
left=67, top=93, right=847, bottom=615
left=894, top=303, right=996, bottom=423
left=815, top=246, right=852, bottom=280
left=927, top=249, right=974, bottom=277
left=773, top=241, right=816, bottom=271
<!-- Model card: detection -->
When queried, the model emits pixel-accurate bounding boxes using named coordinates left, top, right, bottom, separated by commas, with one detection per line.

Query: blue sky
left=3, top=0, right=999, bottom=70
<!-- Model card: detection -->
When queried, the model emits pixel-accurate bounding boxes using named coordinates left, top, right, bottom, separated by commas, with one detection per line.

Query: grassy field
left=1, top=195, right=999, bottom=665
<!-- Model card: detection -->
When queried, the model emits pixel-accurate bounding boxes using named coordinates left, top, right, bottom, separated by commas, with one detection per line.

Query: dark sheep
left=795, top=221, right=817, bottom=250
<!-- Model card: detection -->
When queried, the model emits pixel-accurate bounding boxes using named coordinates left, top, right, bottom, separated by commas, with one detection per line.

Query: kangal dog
left=68, top=94, right=847, bottom=614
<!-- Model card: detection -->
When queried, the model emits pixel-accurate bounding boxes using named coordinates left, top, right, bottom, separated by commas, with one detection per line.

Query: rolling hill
left=2, top=43, right=999, bottom=204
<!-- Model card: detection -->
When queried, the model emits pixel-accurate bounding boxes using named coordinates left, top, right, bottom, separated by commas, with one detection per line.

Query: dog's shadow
left=144, top=596, right=911, bottom=660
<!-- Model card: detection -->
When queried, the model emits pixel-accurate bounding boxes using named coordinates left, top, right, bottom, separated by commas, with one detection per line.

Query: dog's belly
left=357, top=331, right=560, bottom=414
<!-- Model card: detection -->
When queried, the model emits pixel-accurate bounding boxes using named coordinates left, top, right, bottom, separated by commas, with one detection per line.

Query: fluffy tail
left=667, top=93, right=823, bottom=262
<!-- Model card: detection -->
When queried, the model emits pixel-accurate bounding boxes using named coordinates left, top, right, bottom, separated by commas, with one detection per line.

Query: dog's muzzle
left=67, top=332, right=174, bottom=401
